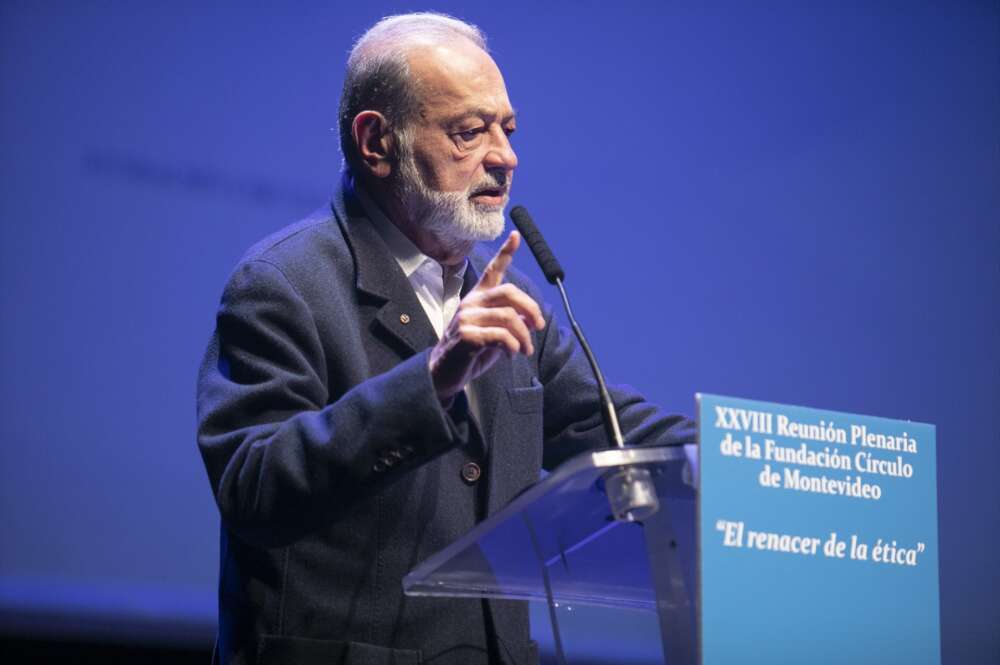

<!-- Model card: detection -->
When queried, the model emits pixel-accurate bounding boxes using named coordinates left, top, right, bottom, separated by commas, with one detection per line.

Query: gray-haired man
left=197, top=13, right=693, bottom=665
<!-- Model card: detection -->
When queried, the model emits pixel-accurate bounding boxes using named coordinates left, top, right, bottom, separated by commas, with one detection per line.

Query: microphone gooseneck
left=509, top=205, right=624, bottom=448
left=509, top=204, right=659, bottom=662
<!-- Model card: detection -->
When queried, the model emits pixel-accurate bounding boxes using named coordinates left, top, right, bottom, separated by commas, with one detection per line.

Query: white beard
left=396, top=146, right=508, bottom=247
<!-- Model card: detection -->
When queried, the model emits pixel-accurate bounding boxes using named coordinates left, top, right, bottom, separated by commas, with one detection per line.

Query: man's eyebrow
left=444, top=107, right=518, bottom=126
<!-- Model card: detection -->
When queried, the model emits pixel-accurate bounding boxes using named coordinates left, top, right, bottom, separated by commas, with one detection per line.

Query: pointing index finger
left=478, top=231, right=520, bottom=290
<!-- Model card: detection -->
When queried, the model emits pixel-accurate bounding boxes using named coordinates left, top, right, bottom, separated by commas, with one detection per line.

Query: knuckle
left=481, top=288, right=501, bottom=305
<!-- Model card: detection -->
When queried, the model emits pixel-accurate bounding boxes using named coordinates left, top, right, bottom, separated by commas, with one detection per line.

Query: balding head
left=338, top=13, right=488, bottom=175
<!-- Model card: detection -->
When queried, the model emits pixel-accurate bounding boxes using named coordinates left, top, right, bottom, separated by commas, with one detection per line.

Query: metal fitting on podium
left=605, top=466, right=659, bottom=522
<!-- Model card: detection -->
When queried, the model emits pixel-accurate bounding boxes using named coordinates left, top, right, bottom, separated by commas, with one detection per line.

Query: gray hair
left=338, top=13, right=488, bottom=175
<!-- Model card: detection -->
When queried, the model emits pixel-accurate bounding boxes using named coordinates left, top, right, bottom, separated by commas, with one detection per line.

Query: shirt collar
left=353, top=176, right=468, bottom=283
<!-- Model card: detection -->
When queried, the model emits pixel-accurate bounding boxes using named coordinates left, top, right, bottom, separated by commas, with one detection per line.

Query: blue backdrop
left=1, top=1, right=996, bottom=663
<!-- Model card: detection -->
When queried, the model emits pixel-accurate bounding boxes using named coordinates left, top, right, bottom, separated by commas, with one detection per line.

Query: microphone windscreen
left=509, top=206, right=565, bottom=284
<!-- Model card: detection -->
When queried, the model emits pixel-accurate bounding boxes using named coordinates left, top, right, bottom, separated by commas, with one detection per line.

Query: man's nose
left=484, top=126, right=518, bottom=172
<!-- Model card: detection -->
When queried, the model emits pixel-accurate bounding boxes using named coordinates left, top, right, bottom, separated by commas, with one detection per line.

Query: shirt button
left=461, top=461, right=482, bottom=484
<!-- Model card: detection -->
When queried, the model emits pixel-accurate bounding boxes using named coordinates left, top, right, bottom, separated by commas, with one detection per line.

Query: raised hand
left=429, top=231, right=547, bottom=402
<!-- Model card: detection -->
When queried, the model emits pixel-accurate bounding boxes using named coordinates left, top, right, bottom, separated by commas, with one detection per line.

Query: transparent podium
left=404, top=445, right=700, bottom=665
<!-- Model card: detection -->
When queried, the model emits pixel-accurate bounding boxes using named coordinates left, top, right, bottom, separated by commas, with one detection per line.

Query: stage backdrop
left=1, top=2, right=996, bottom=663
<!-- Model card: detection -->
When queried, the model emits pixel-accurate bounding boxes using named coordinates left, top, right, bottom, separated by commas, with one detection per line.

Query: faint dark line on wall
left=82, top=149, right=321, bottom=210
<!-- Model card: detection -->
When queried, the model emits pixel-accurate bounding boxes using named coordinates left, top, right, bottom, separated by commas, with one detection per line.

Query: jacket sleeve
left=196, top=259, right=470, bottom=548
left=530, top=293, right=696, bottom=470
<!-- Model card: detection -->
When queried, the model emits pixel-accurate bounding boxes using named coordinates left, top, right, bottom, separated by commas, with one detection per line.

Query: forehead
left=406, top=41, right=513, bottom=122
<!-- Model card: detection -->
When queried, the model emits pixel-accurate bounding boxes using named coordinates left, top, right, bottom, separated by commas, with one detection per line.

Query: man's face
left=394, top=40, right=518, bottom=245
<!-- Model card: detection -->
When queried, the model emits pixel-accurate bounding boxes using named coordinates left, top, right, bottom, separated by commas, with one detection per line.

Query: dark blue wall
left=1, top=1, right=996, bottom=662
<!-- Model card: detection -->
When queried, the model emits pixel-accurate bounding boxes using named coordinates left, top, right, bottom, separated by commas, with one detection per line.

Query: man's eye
left=454, top=128, right=485, bottom=145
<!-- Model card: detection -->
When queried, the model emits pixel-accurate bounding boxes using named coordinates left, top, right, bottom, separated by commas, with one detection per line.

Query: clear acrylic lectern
left=404, top=445, right=700, bottom=665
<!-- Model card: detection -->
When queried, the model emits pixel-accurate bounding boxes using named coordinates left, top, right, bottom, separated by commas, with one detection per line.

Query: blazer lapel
left=332, top=180, right=438, bottom=356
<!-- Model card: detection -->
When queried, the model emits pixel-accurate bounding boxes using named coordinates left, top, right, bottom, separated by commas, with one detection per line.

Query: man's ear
left=352, top=111, right=394, bottom=178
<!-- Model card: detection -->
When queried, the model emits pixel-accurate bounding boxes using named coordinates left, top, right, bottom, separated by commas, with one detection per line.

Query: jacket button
left=399, top=313, right=411, bottom=324
left=461, top=461, right=481, bottom=484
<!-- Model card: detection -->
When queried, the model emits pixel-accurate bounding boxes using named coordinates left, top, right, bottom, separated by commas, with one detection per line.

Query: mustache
left=469, top=171, right=510, bottom=197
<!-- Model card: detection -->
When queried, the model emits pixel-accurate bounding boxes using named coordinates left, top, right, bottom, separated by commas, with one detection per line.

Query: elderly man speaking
left=197, top=12, right=693, bottom=665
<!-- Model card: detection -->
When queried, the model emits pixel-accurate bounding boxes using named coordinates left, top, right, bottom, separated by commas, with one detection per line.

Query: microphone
left=509, top=204, right=620, bottom=445
left=509, top=207, right=564, bottom=284
left=509, top=205, right=659, bottom=523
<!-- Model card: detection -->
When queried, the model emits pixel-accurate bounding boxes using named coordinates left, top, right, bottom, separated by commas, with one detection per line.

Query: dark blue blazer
left=196, top=180, right=695, bottom=665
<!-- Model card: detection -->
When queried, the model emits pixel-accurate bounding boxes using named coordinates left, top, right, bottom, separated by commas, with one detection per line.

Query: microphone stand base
left=605, top=466, right=659, bottom=522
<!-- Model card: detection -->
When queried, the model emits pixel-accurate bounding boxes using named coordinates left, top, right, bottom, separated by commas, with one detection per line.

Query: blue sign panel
left=698, top=394, right=939, bottom=664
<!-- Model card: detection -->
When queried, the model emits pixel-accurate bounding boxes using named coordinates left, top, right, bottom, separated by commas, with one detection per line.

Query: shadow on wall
left=83, top=149, right=318, bottom=210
